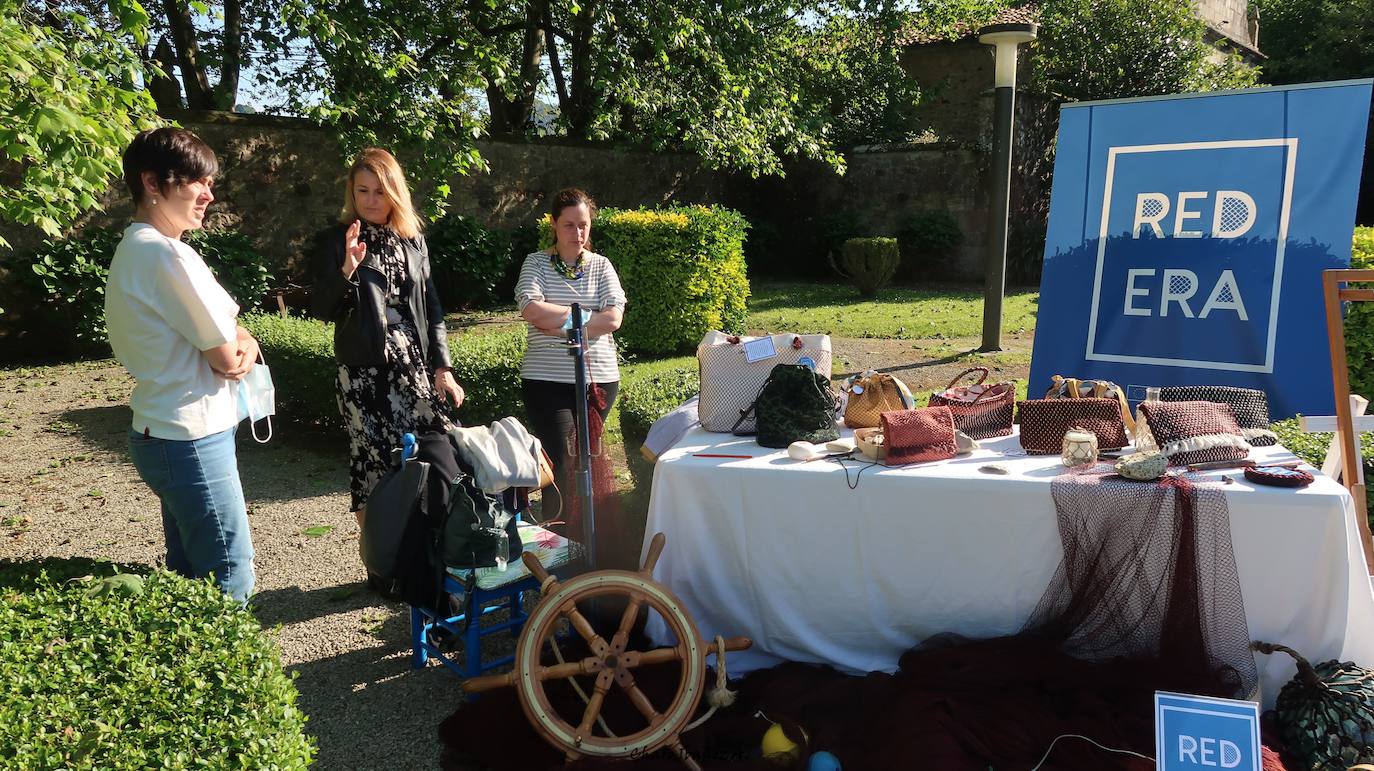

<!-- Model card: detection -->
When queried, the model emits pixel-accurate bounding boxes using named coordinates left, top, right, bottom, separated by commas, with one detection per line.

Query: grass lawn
left=745, top=281, right=1039, bottom=339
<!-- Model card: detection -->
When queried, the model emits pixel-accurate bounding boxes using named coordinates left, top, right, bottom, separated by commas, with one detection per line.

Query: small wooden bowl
left=854, top=427, right=886, bottom=461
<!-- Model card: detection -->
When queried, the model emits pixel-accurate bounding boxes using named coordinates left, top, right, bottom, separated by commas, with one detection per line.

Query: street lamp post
left=977, top=22, right=1037, bottom=352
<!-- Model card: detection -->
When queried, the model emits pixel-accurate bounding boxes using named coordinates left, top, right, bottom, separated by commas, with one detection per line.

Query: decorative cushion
left=447, top=523, right=584, bottom=590
left=1138, top=400, right=1250, bottom=466
left=1160, top=385, right=1277, bottom=447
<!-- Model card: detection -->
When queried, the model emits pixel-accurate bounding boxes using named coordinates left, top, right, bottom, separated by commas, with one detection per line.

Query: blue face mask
left=236, top=355, right=275, bottom=443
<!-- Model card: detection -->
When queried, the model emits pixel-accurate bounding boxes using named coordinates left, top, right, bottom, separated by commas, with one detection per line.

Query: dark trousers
left=520, top=378, right=619, bottom=479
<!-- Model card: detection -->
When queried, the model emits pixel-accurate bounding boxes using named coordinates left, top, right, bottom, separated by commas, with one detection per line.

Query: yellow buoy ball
left=762, top=723, right=807, bottom=764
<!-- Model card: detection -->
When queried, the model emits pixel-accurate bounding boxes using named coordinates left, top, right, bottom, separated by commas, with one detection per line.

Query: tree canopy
left=1, top=0, right=160, bottom=247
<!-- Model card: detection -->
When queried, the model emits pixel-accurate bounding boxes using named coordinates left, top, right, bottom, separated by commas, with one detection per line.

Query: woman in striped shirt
left=516, top=188, right=627, bottom=479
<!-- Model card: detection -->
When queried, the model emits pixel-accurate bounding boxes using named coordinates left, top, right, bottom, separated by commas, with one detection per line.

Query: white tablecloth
left=643, top=427, right=1374, bottom=708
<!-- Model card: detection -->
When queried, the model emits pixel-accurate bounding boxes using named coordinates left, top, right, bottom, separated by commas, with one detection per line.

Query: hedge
left=540, top=205, right=751, bottom=355
left=241, top=312, right=526, bottom=430
left=24, top=226, right=273, bottom=352
left=0, top=561, right=314, bottom=769
left=426, top=213, right=512, bottom=310
left=1346, top=226, right=1374, bottom=400
left=1272, top=417, right=1374, bottom=522
left=617, top=360, right=699, bottom=488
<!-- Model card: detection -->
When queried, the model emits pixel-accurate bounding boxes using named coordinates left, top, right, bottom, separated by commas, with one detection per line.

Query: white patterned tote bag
left=697, top=331, right=832, bottom=433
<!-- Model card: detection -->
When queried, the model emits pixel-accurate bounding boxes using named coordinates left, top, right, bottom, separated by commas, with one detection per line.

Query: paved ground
left=0, top=334, right=1032, bottom=769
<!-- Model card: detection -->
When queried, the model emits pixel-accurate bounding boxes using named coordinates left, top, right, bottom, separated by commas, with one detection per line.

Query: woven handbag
left=928, top=367, right=1016, bottom=439
left=1138, top=400, right=1250, bottom=466
left=1042, top=375, right=1136, bottom=435
left=843, top=370, right=914, bottom=429
left=698, top=331, right=832, bottom=433
left=1159, top=385, right=1276, bottom=446
left=881, top=406, right=957, bottom=465
left=1017, top=398, right=1129, bottom=454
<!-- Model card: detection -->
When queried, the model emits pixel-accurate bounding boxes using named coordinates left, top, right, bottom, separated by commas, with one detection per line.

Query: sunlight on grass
left=745, top=281, right=1038, bottom=339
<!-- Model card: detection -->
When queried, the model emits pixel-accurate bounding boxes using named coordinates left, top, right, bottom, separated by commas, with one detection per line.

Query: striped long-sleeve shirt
left=514, top=251, right=626, bottom=384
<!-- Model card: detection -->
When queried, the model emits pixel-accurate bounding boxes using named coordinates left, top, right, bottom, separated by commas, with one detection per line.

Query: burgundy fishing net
left=1025, top=464, right=1257, bottom=699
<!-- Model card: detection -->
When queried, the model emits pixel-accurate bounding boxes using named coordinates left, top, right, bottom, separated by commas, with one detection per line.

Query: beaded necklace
left=550, top=251, right=585, bottom=280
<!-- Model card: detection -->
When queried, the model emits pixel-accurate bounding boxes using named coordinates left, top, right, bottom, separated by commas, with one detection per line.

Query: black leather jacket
left=309, top=223, right=452, bottom=370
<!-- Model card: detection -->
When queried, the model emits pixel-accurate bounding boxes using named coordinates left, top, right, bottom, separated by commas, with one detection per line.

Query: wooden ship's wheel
left=463, top=533, right=752, bottom=769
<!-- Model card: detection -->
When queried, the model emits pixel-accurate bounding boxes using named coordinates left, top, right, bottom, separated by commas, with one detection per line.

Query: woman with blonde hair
left=311, top=147, right=465, bottom=518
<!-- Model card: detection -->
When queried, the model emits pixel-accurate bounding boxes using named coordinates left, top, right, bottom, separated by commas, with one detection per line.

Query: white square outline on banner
left=1154, top=692, right=1261, bottom=771
left=1085, top=138, right=1299, bottom=373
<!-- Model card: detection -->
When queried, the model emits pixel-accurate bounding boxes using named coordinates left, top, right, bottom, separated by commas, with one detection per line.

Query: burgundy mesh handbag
left=880, top=406, right=957, bottom=465
left=1138, top=401, right=1250, bottom=466
left=928, top=367, right=1016, bottom=439
left=1017, top=398, right=1128, bottom=454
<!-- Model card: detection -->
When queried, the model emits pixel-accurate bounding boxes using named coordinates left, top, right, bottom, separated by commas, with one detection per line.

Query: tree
left=1033, top=0, right=1257, bottom=103
left=1252, top=0, right=1374, bottom=85
left=0, top=0, right=161, bottom=248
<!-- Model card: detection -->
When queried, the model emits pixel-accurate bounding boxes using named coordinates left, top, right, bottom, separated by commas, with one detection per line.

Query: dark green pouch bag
left=734, top=363, right=839, bottom=448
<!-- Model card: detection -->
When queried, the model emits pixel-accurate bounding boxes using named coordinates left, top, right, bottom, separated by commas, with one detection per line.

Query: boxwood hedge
left=539, top=205, right=751, bottom=355
left=0, top=561, right=313, bottom=769
left=242, top=312, right=526, bottom=430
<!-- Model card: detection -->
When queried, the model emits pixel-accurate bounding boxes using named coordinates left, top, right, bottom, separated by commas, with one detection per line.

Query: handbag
left=842, top=370, right=914, bottom=429
left=1017, top=398, right=1129, bottom=454
left=1042, top=375, right=1135, bottom=435
left=881, top=406, right=957, bottom=465
left=698, top=331, right=832, bottom=433
left=928, top=367, right=1016, bottom=439
left=1159, top=385, right=1276, bottom=446
left=734, top=363, right=839, bottom=448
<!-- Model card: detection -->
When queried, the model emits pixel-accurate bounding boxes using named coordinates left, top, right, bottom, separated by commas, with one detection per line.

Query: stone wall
left=0, top=111, right=987, bottom=357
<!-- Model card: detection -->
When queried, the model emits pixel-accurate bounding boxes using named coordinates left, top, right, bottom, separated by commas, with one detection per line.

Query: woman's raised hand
left=341, top=219, right=367, bottom=279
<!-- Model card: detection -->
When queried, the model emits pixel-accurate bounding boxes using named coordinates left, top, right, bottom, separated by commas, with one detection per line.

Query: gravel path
left=0, top=335, right=1032, bottom=769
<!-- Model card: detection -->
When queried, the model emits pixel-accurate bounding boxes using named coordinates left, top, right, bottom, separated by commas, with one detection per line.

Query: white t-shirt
left=105, top=223, right=240, bottom=440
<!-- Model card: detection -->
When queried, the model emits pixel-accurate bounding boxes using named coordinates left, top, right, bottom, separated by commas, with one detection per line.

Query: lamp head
left=977, top=22, right=1037, bottom=88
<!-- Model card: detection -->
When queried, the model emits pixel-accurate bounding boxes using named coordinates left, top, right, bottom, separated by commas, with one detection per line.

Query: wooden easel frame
left=1322, top=269, right=1374, bottom=574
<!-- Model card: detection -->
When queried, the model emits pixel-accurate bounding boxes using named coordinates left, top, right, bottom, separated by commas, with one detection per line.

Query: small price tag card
left=742, top=336, right=778, bottom=363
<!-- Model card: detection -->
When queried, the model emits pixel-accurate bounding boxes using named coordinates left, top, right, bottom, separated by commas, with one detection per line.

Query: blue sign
left=1155, top=692, right=1260, bottom=771
left=1029, top=80, right=1373, bottom=419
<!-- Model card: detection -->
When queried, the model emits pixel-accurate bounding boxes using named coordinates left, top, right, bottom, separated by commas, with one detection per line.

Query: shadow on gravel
left=58, top=406, right=353, bottom=503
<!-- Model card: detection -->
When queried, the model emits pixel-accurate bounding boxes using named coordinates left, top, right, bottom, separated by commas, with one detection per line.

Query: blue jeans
left=128, top=427, right=255, bottom=603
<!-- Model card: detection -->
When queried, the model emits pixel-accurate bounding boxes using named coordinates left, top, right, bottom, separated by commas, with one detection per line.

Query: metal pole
left=981, top=83, right=1015, bottom=353
left=567, top=302, right=596, bottom=568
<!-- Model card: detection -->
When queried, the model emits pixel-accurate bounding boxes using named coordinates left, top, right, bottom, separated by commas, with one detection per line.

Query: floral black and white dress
left=337, top=221, right=453, bottom=511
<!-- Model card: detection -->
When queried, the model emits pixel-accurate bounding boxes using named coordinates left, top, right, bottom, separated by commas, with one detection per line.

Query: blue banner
left=1029, top=80, right=1373, bottom=419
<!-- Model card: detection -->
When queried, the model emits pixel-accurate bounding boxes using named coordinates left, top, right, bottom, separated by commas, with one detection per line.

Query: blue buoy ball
left=808, top=750, right=842, bottom=771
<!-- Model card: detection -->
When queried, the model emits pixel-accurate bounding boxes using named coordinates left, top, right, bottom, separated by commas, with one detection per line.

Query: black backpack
left=735, top=363, right=840, bottom=448
left=360, top=431, right=521, bottom=610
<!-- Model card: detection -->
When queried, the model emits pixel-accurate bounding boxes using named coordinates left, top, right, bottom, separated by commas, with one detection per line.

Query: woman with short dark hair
left=105, top=126, right=258, bottom=603
left=311, top=147, right=464, bottom=520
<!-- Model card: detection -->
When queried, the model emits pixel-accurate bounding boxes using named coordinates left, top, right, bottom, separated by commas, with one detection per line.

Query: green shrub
left=1347, top=226, right=1374, bottom=401
left=1272, top=417, right=1374, bottom=523
left=0, top=565, right=313, bottom=769
left=541, top=206, right=751, bottom=355
left=617, top=360, right=699, bottom=488
left=27, top=228, right=121, bottom=349
left=241, top=312, right=527, bottom=430
left=241, top=312, right=340, bottom=427
left=25, top=226, right=273, bottom=351
left=831, top=237, right=900, bottom=298
left=897, top=212, right=963, bottom=278
left=426, top=214, right=512, bottom=310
